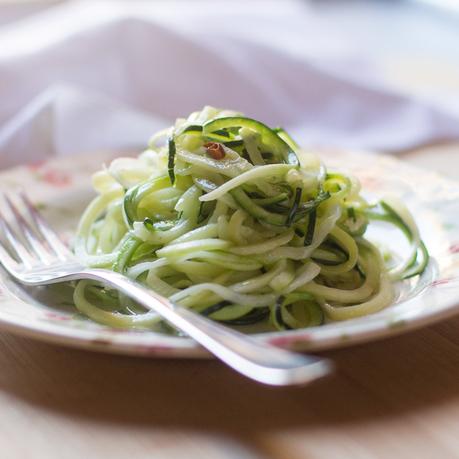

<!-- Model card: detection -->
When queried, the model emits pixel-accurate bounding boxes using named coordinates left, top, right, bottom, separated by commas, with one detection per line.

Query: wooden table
left=0, top=145, right=457, bottom=459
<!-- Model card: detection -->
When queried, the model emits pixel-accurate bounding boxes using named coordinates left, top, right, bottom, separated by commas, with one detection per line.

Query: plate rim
left=0, top=150, right=458, bottom=357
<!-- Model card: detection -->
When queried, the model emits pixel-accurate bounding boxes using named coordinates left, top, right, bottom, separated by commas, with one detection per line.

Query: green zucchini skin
left=365, top=200, right=429, bottom=279
left=231, top=187, right=287, bottom=226
left=75, top=106, right=429, bottom=333
left=304, top=209, right=317, bottom=246
left=168, top=138, right=176, bottom=185
left=201, top=301, right=270, bottom=326
left=203, top=116, right=300, bottom=167
left=222, top=308, right=270, bottom=326
left=272, top=294, right=324, bottom=331
left=286, top=188, right=302, bottom=227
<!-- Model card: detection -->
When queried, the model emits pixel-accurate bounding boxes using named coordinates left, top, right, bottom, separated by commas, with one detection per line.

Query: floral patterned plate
left=0, top=150, right=458, bottom=358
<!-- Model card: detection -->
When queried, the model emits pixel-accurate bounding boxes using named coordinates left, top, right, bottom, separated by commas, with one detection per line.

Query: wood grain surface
left=1, top=313, right=459, bottom=459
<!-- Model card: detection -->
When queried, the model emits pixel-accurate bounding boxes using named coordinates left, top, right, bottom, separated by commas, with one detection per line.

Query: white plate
left=0, top=151, right=458, bottom=357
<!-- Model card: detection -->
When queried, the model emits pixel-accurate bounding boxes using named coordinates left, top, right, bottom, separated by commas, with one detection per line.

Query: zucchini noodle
left=74, top=106, right=429, bottom=331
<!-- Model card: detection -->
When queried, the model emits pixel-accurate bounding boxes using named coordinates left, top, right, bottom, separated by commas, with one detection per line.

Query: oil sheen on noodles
left=73, top=106, right=428, bottom=332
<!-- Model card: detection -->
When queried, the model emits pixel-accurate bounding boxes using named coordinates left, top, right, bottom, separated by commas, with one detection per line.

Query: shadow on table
left=1, top=321, right=459, bottom=434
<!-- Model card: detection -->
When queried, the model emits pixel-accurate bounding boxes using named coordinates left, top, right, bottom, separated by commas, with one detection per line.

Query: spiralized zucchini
left=73, top=106, right=428, bottom=331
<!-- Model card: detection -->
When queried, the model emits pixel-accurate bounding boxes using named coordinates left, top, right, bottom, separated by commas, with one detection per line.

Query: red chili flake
left=204, top=142, right=225, bottom=160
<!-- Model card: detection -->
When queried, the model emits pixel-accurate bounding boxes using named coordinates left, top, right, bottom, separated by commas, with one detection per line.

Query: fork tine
left=0, top=243, right=20, bottom=276
left=3, top=194, right=54, bottom=264
left=18, top=192, right=72, bottom=260
left=0, top=206, right=35, bottom=267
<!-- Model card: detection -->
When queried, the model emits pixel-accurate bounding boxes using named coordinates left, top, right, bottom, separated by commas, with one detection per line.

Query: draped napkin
left=1, top=0, right=459, bottom=170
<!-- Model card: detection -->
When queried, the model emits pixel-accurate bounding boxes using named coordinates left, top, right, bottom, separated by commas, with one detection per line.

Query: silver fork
left=0, top=192, right=332, bottom=386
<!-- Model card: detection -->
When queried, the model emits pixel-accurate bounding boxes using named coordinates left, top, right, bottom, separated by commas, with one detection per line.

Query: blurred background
left=1, top=0, right=459, bottom=172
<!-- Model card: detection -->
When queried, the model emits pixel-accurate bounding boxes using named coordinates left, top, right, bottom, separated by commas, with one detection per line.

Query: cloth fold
left=1, top=0, right=459, bottom=169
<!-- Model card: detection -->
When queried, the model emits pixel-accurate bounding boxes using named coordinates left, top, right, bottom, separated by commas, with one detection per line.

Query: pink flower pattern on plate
left=27, top=162, right=72, bottom=187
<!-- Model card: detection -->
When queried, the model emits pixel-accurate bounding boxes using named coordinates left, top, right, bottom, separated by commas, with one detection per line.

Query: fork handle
left=78, top=268, right=332, bottom=386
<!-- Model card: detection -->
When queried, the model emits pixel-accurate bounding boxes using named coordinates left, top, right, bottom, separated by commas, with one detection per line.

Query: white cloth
left=1, top=0, right=459, bottom=169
